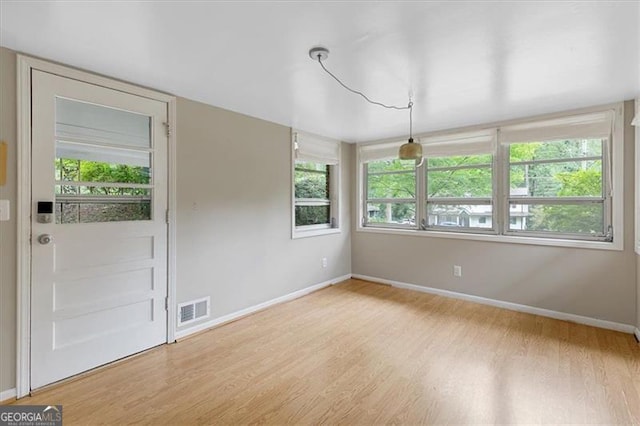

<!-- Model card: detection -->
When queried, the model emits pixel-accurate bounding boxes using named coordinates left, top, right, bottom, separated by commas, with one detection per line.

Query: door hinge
left=163, top=121, right=171, bottom=137
left=165, top=209, right=169, bottom=224
left=165, top=297, right=169, bottom=311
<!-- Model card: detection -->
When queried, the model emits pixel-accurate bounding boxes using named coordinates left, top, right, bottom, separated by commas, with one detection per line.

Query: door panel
left=30, top=70, right=168, bottom=389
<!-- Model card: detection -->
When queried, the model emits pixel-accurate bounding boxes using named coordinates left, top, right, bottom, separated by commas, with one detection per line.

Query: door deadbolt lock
left=38, top=234, right=53, bottom=245
left=37, top=201, right=54, bottom=224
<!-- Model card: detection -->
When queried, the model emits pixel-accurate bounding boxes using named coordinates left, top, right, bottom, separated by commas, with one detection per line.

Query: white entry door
left=30, top=70, right=168, bottom=389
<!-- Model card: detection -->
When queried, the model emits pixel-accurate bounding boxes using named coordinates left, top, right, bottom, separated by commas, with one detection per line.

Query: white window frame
left=362, top=158, right=418, bottom=229
left=635, top=98, right=640, bottom=254
left=291, top=130, right=341, bottom=239
left=424, top=149, right=497, bottom=235
left=502, top=137, right=611, bottom=241
left=356, top=103, right=624, bottom=251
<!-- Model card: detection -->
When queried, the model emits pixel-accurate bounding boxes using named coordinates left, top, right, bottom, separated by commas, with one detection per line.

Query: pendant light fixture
left=309, top=46, right=422, bottom=163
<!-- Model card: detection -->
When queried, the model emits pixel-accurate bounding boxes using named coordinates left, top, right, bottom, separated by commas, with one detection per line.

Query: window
left=361, top=141, right=416, bottom=227
left=423, top=130, right=496, bottom=232
left=501, top=111, right=613, bottom=241
left=292, top=131, right=340, bottom=238
left=358, top=105, right=622, bottom=248
left=506, top=138, right=607, bottom=238
left=294, top=162, right=331, bottom=226
left=54, top=98, right=153, bottom=224
left=365, top=159, right=416, bottom=227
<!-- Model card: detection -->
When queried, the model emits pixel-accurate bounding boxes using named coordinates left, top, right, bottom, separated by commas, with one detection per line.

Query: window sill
left=293, top=227, right=341, bottom=240
left=356, top=226, right=623, bottom=251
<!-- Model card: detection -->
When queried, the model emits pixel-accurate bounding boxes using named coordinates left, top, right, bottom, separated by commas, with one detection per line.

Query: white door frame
left=16, top=55, right=177, bottom=398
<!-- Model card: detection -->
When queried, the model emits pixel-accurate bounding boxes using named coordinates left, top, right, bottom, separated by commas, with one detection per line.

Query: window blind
left=56, top=141, right=150, bottom=167
left=294, top=131, right=340, bottom=164
left=500, top=110, right=613, bottom=144
left=420, top=129, right=497, bottom=157
left=358, top=140, right=405, bottom=163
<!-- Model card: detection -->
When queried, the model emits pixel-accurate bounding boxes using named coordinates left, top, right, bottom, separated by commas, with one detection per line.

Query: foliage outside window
left=507, top=138, right=608, bottom=238
left=426, top=154, right=493, bottom=231
left=294, top=162, right=331, bottom=226
left=55, top=153, right=152, bottom=224
left=365, top=159, right=416, bottom=227
left=359, top=107, right=618, bottom=244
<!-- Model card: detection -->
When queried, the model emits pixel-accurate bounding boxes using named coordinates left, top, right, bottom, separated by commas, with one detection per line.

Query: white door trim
left=16, top=54, right=177, bottom=398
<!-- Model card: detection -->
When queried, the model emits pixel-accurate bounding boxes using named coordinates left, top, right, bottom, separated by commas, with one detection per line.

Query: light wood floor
left=11, top=279, right=640, bottom=424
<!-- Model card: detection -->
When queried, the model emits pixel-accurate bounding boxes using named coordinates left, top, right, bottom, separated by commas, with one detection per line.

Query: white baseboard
left=0, top=388, right=16, bottom=402
left=175, top=274, right=351, bottom=340
left=352, top=274, right=636, bottom=334
left=635, top=328, right=640, bottom=343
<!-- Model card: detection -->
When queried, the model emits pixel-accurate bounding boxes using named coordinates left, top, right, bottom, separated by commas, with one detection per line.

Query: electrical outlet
left=453, top=265, right=462, bottom=277
left=321, top=257, right=328, bottom=268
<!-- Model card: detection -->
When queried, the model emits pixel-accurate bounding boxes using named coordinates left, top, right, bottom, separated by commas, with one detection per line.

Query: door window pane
left=56, top=201, right=151, bottom=224
left=56, top=186, right=150, bottom=197
left=54, top=98, right=153, bottom=224
left=56, top=98, right=151, bottom=148
left=56, top=156, right=151, bottom=185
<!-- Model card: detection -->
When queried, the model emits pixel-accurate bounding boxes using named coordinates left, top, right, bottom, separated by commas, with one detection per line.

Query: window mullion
left=427, top=163, right=493, bottom=172
left=427, top=197, right=492, bottom=204
left=417, top=161, right=426, bottom=230
left=362, top=162, right=369, bottom=226
left=509, top=197, right=604, bottom=204
left=603, top=137, right=612, bottom=238
left=509, top=155, right=602, bottom=167
left=497, top=138, right=508, bottom=236
left=366, top=198, right=416, bottom=204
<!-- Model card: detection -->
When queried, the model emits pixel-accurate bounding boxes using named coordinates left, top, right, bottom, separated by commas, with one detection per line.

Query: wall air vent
left=178, top=296, right=210, bottom=326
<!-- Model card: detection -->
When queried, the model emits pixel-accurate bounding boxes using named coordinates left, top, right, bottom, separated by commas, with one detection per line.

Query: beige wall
left=352, top=101, right=637, bottom=326
left=174, top=98, right=351, bottom=329
left=0, top=47, right=17, bottom=395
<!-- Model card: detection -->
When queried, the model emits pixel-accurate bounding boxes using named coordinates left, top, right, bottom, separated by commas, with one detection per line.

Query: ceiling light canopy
left=309, top=46, right=421, bottom=163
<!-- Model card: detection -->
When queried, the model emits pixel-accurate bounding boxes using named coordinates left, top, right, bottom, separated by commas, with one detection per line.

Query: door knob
left=38, top=234, right=53, bottom=245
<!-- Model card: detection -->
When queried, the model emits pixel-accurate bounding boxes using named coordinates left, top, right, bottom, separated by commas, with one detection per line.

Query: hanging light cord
left=408, top=101, right=413, bottom=140
left=315, top=55, right=414, bottom=140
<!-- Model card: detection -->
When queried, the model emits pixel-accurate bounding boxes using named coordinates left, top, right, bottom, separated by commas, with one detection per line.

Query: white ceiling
left=1, top=1, right=639, bottom=142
